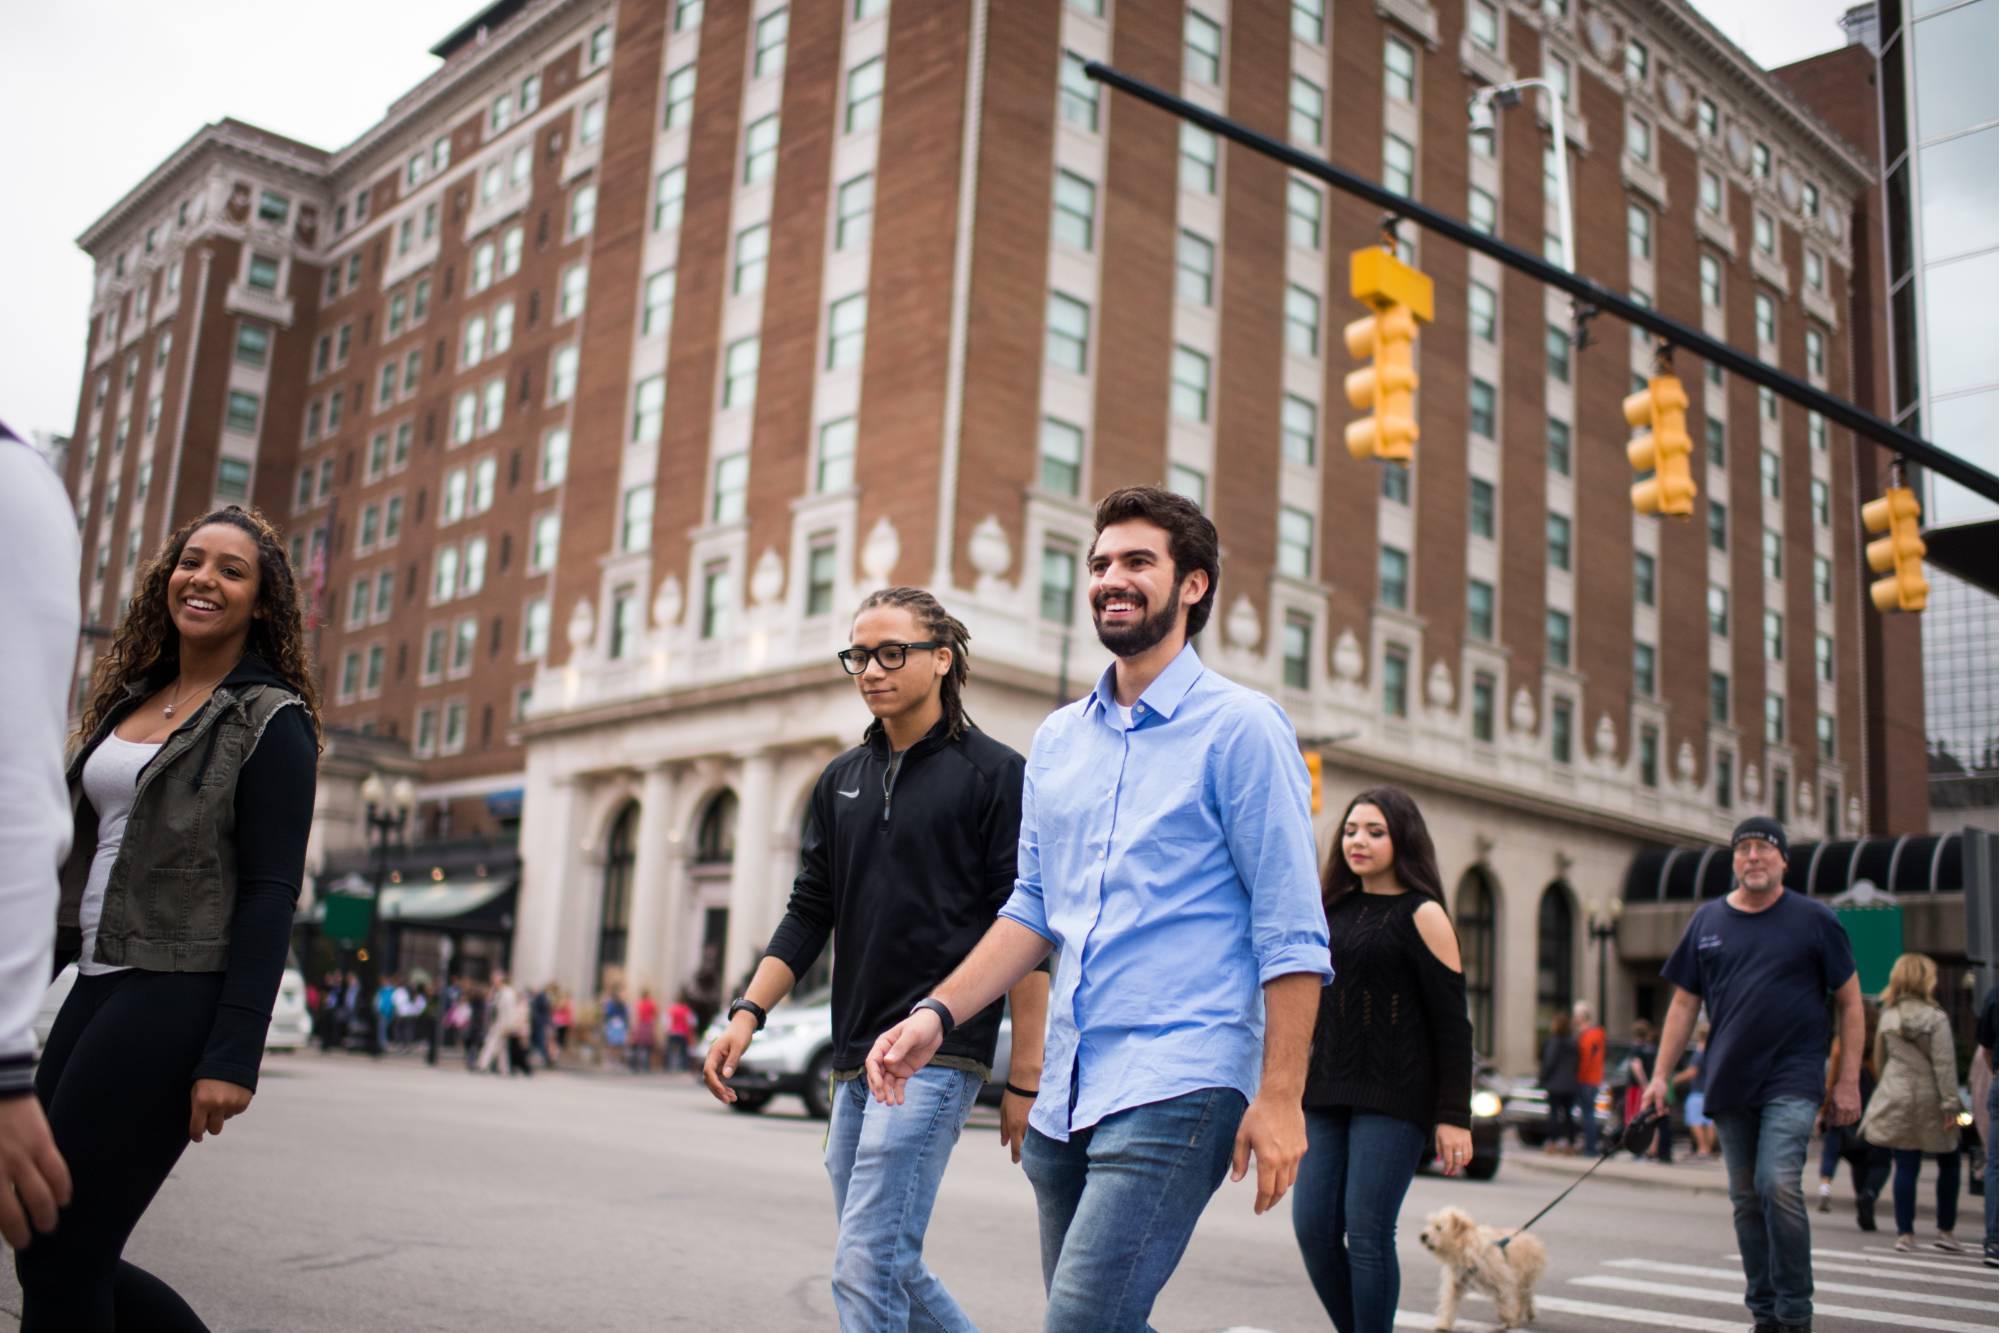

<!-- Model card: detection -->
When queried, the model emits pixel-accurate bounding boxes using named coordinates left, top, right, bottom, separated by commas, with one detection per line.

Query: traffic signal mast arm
left=1082, top=60, right=1998, bottom=506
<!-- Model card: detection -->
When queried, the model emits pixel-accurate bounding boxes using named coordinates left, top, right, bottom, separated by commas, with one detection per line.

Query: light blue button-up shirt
left=999, top=643, right=1333, bottom=1141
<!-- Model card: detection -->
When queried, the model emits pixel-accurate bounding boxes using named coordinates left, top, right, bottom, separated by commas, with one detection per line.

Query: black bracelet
left=1005, top=1082, right=1039, bottom=1099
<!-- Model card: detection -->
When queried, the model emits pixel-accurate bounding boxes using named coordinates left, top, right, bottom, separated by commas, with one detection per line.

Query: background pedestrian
left=1538, top=1010, right=1580, bottom=1155
left=1573, top=1000, right=1605, bottom=1156
left=1858, top=952, right=1964, bottom=1252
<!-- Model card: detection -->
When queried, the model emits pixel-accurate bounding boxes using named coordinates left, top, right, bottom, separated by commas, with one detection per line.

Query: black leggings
left=14, top=969, right=222, bottom=1332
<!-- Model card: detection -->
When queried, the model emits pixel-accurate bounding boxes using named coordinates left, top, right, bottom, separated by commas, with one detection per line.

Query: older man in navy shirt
left=868, top=487, right=1332, bottom=1332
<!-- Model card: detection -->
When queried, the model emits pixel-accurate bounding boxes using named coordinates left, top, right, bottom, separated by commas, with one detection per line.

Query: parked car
left=34, top=957, right=311, bottom=1054
left=698, top=990, right=1016, bottom=1120
left=1413, top=1062, right=1507, bottom=1181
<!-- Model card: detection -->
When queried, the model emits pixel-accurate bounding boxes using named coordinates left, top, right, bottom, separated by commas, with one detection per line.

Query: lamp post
left=1587, top=897, right=1623, bottom=1027
left=1468, top=78, right=1575, bottom=275
left=358, top=772, right=417, bottom=1055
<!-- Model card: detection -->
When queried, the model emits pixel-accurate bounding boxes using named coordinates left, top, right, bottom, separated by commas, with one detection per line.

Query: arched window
left=1536, top=882, right=1575, bottom=1034
left=695, top=790, right=738, bottom=865
left=1455, top=868, right=1497, bottom=1057
left=597, top=801, right=637, bottom=989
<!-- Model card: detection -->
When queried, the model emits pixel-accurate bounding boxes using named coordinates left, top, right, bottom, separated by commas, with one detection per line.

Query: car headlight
left=1471, top=1091, right=1503, bottom=1119
left=1958, top=1110, right=1974, bottom=1128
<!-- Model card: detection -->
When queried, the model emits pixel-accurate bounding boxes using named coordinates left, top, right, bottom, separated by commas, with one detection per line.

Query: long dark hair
left=1321, top=784, right=1448, bottom=913
left=853, top=586, right=974, bottom=740
left=77, top=505, right=322, bottom=747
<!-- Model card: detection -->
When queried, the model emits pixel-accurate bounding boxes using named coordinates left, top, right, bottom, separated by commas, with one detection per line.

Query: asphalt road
left=2, top=1054, right=1992, bottom=1331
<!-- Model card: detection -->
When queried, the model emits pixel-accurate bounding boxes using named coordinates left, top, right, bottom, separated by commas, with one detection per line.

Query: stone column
left=513, top=774, right=583, bottom=991
left=623, top=764, right=678, bottom=999
left=723, top=750, right=777, bottom=984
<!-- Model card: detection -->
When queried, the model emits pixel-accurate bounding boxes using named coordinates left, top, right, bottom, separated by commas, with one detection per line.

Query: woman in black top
left=15, top=507, right=318, bottom=1332
left=1293, top=786, right=1474, bottom=1333
left=1539, top=1010, right=1581, bottom=1153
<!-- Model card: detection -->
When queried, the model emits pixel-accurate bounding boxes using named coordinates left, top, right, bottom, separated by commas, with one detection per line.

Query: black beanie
left=1731, top=815, right=1789, bottom=863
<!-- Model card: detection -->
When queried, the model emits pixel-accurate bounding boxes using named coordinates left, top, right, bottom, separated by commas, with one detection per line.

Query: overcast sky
left=0, top=0, right=1862, bottom=440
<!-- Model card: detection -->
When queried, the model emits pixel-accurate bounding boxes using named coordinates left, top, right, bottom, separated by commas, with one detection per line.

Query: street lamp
left=1586, top=897, right=1623, bottom=1027
left=358, top=772, right=418, bottom=1054
left=1468, top=79, right=1574, bottom=274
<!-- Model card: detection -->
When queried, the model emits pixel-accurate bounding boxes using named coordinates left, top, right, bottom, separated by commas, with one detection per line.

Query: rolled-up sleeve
left=1218, top=701, right=1332, bottom=986
left=997, top=730, right=1055, bottom=946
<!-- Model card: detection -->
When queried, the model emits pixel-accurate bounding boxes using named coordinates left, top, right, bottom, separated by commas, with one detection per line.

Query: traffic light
left=1303, top=750, right=1323, bottom=814
left=1343, top=247, right=1434, bottom=464
left=1624, top=374, right=1696, bottom=517
left=1862, top=485, right=1928, bottom=612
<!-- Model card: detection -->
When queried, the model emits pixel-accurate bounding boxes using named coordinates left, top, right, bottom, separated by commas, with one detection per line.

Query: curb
left=1505, top=1148, right=1735, bottom=1199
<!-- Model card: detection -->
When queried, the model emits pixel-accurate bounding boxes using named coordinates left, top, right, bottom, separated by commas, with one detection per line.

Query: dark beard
left=1094, top=595, right=1179, bottom=658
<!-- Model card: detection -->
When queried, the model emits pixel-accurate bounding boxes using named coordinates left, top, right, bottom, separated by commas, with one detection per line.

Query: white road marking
left=1390, top=1313, right=1496, bottom=1332
left=1730, top=1251, right=1999, bottom=1290
left=1606, top=1258, right=1995, bottom=1310
left=1811, top=1246, right=2000, bottom=1274
left=1857, top=1243, right=1990, bottom=1266
left=1459, top=1288, right=1751, bottom=1331
left=1570, top=1274, right=1995, bottom=1332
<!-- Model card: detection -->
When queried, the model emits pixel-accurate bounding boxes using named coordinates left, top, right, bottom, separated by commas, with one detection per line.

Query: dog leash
left=1496, top=1109, right=1663, bottom=1251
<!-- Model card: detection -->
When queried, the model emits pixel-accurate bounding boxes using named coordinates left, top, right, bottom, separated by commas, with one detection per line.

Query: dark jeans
left=1713, top=1096, right=1819, bottom=1327
left=1547, top=1093, right=1578, bottom=1147
left=1577, top=1083, right=1601, bottom=1155
left=15, top=971, right=220, bottom=1332
left=1291, top=1108, right=1429, bottom=1333
left=1891, top=1149, right=1960, bottom=1235
left=1020, top=1087, right=1246, bottom=1332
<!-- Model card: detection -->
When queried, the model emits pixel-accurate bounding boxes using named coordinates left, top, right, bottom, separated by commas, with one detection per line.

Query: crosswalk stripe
left=1460, top=1291, right=1749, bottom=1332
left=1606, top=1259, right=1996, bottom=1310
left=1775, top=1255, right=1999, bottom=1290
left=1857, top=1243, right=1990, bottom=1266
left=1392, top=1313, right=1495, bottom=1332
left=1814, top=1246, right=1999, bottom=1274
left=1571, top=1274, right=1996, bottom=1332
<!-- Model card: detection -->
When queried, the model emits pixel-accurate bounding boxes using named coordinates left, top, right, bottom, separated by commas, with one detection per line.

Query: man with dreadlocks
left=703, top=586, right=1049, bottom=1332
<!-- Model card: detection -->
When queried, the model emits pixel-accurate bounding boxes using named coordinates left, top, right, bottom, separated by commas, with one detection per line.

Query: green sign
left=1835, top=903, right=1903, bottom=996
left=323, top=891, right=376, bottom=943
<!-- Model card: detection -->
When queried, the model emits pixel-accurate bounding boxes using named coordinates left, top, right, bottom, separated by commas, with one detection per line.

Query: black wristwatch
left=909, top=997, right=956, bottom=1040
left=728, top=997, right=768, bottom=1031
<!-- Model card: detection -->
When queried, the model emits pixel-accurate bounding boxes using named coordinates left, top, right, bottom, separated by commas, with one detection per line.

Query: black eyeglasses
left=836, top=641, right=941, bottom=674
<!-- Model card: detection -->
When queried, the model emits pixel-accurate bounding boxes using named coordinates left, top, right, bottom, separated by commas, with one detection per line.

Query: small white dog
left=1417, top=1205, right=1548, bottom=1330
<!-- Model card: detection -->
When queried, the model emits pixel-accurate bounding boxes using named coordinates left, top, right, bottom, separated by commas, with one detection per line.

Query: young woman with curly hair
left=15, top=506, right=320, bottom=1332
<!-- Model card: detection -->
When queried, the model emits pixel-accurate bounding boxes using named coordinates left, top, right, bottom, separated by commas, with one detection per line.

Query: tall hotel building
left=66, top=0, right=1916, bottom=1073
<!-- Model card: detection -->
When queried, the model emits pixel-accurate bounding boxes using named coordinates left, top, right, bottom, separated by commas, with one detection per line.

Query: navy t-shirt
left=1660, top=890, right=1855, bottom=1116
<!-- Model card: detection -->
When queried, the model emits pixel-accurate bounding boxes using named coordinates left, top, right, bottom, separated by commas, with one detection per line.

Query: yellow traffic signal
left=1343, top=247, right=1433, bottom=464
left=1862, top=485, right=1928, bottom=612
left=1625, top=374, right=1696, bottom=517
left=1303, top=750, right=1323, bottom=814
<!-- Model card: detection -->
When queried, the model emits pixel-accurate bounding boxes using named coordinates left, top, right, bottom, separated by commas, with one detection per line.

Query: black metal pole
left=1594, top=925, right=1611, bottom=1028
left=364, top=807, right=386, bottom=1056
left=1083, top=60, right=1999, bottom=505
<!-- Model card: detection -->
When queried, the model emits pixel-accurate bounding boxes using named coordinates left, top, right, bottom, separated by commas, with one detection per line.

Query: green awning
left=302, top=877, right=513, bottom=932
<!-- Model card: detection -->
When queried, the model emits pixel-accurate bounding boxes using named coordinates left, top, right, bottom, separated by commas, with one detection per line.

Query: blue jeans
left=1019, top=1086, right=1246, bottom=1333
left=824, top=1066, right=983, bottom=1332
left=1291, top=1108, right=1428, bottom=1333
left=1577, top=1083, right=1601, bottom=1155
left=1712, top=1096, right=1819, bottom=1326
left=1891, top=1149, right=1959, bottom=1236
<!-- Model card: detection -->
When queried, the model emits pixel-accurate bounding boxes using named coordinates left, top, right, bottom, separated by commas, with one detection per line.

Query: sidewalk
left=1508, top=1142, right=1735, bottom=1198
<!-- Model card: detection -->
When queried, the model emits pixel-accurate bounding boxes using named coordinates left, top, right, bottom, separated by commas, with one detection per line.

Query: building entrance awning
left=301, top=875, right=516, bottom=933
left=1623, top=829, right=1994, bottom=903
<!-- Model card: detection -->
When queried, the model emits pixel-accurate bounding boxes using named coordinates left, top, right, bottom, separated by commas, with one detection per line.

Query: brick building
left=65, top=0, right=1910, bottom=1073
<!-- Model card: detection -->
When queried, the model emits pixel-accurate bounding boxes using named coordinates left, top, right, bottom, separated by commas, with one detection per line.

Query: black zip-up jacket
left=764, top=717, right=1038, bottom=1075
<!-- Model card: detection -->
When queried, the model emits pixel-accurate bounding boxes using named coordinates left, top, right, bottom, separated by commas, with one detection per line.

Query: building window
left=1763, top=609, right=1784, bottom=662
left=621, top=485, right=654, bottom=553
left=1382, top=646, right=1410, bottom=718
left=1169, top=464, right=1206, bottom=507
left=1708, top=500, right=1728, bottom=551
left=1625, top=35, right=1649, bottom=83
left=1046, top=293, right=1090, bottom=372
left=1280, top=614, right=1311, bottom=689
left=1171, top=346, right=1210, bottom=423
left=642, top=269, right=675, bottom=336
left=1546, top=609, right=1572, bottom=668
left=1710, top=670, right=1731, bottom=722
left=1544, top=510, right=1576, bottom=568
left=1040, top=545, right=1076, bottom=624
left=1471, top=673, right=1496, bottom=742
left=235, top=322, right=270, bottom=367
left=1041, top=417, right=1083, bottom=495
left=1816, top=632, right=1835, bottom=683
left=1384, top=36, right=1415, bottom=103
left=568, top=184, right=598, bottom=239
left=1760, top=386, right=1778, bottom=420
left=1382, top=464, right=1410, bottom=505
left=743, top=114, right=780, bottom=183
left=1699, top=254, right=1723, bottom=309
left=1281, top=396, right=1317, bottom=466
left=1814, top=556, right=1833, bottom=604
left=539, top=428, right=570, bottom=487
left=1765, top=692, right=1785, bottom=744
left=587, top=23, right=612, bottom=68
left=1185, top=10, right=1223, bottom=85
left=1468, top=187, right=1496, bottom=235
left=1639, top=726, right=1660, bottom=787
left=1628, top=114, right=1652, bottom=165
left=1468, top=282, right=1496, bottom=342
left=1176, top=231, right=1215, bottom=306
left=1467, top=579, right=1495, bottom=640
left=530, top=512, right=560, bottom=572
left=1760, top=448, right=1783, bottom=499
left=1379, top=545, right=1409, bottom=610
left=216, top=458, right=251, bottom=501
left=1470, top=0, right=1500, bottom=49
left=1292, top=0, right=1324, bottom=41
left=1469, top=477, right=1496, bottom=539
left=807, top=540, right=838, bottom=618
left=701, top=562, right=731, bottom=639
left=1552, top=697, right=1574, bottom=764
left=662, top=65, right=697, bottom=131
left=1277, top=507, right=1313, bottom=579
left=733, top=224, right=769, bottom=295
left=1546, top=324, right=1571, bottom=383
left=1468, top=378, right=1496, bottom=438
left=1806, top=249, right=1825, bottom=292
left=608, top=586, right=640, bottom=662
left=817, top=418, right=857, bottom=492
left=1627, top=203, right=1652, bottom=260
left=1284, top=285, right=1320, bottom=357
left=713, top=453, right=749, bottom=524
left=1180, top=124, right=1218, bottom=193
left=1634, top=642, right=1657, bottom=696
left=674, top=0, right=702, bottom=30
left=1459, top=870, right=1499, bottom=1054
left=836, top=174, right=873, bottom=250
left=246, top=254, right=280, bottom=292
left=1060, top=52, right=1099, bottom=132
left=1762, top=528, right=1783, bottom=579
left=632, top=375, right=665, bottom=444
left=828, top=294, right=868, bottom=368
left=754, top=7, right=787, bottom=77
left=1054, top=171, right=1096, bottom=251
left=1752, top=140, right=1770, bottom=180
left=1288, top=179, right=1322, bottom=250
left=578, top=98, right=605, bottom=145
left=654, top=166, right=686, bottom=231
left=522, top=597, right=551, bottom=659
left=226, top=391, right=260, bottom=434
left=432, top=547, right=459, bottom=603
left=1290, top=76, right=1324, bottom=146
left=845, top=58, right=885, bottom=133
left=1755, top=293, right=1777, bottom=347
left=1805, top=328, right=1825, bottom=379
left=723, top=337, right=759, bottom=407
left=1818, top=712, right=1836, bottom=760
left=1701, top=169, right=1723, bottom=216
left=1548, top=419, right=1572, bottom=475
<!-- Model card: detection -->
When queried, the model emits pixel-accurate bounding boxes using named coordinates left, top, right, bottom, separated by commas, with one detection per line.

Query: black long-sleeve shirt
left=1304, top=889, right=1474, bottom=1130
left=764, top=719, right=1043, bottom=1076
left=193, top=703, right=316, bottom=1091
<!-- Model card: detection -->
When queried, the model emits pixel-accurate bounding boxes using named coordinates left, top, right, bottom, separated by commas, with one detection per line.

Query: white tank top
left=78, top=733, right=162, bottom=976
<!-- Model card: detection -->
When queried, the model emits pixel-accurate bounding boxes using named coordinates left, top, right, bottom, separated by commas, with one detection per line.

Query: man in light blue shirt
left=868, top=487, right=1332, bottom=1332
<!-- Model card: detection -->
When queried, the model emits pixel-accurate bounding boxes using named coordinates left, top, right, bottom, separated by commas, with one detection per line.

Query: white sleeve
left=0, top=437, right=82, bottom=1079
